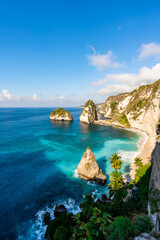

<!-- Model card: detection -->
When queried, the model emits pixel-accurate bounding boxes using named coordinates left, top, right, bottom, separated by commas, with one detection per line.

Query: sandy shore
left=130, top=133, right=155, bottom=179
left=94, top=120, right=155, bottom=180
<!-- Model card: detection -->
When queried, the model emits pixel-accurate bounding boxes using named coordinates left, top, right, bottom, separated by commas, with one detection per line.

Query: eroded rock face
left=54, top=204, right=67, bottom=218
left=80, top=100, right=101, bottom=124
left=77, top=147, right=107, bottom=185
left=50, top=108, right=73, bottom=121
left=44, top=212, right=50, bottom=225
left=149, top=141, right=160, bottom=199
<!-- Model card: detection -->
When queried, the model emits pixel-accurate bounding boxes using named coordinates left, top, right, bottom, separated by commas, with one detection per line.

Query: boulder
left=54, top=204, right=67, bottom=218
left=80, top=100, right=101, bottom=123
left=44, top=211, right=50, bottom=225
left=50, top=108, right=73, bottom=121
left=77, top=147, right=107, bottom=185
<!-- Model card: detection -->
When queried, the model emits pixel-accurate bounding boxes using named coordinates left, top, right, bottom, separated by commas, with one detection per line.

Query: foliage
left=110, top=102, right=118, bottom=113
left=119, top=113, right=130, bottom=126
left=72, top=194, right=113, bottom=240
left=54, top=226, right=69, bottom=240
left=109, top=170, right=124, bottom=191
left=134, top=157, right=143, bottom=168
left=107, top=216, right=133, bottom=240
left=133, top=214, right=152, bottom=236
left=48, top=213, right=74, bottom=240
left=110, top=153, right=123, bottom=170
left=135, top=163, right=151, bottom=183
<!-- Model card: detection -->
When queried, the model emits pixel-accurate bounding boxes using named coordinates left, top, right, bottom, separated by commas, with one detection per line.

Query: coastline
left=94, top=120, right=155, bottom=180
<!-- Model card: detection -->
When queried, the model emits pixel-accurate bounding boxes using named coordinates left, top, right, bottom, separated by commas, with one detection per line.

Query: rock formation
left=50, top=108, right=73, bottom=121
left=80, top=100, right=101, bottom=123
left=149, top=125, right=160, bottom=200
left=100, top=79, right=160, bottom=159
left=54, top=204, right=67, bottom=218
left=77, top=147, right=107, bottom=185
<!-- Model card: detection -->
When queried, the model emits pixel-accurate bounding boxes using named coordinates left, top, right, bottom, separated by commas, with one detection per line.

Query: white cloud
left=87, top=46, right=122, bottom=70
left=91, top=63, right=160, bottom=96
left=0, top=89, right=20, bottom=101
left=138, top=42, right=160, bottom=60
left=31, top=94, right=39, bottom=101
left=97, top=84, right=131, bottom=96
left=0, top=90, right=84, bottom=107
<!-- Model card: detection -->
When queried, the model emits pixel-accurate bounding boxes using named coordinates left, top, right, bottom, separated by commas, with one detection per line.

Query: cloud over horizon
left=90, top=63, right=160, bottom=96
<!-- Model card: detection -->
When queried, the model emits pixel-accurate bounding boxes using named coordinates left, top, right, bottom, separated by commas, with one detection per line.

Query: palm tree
left=110, top=153, right=123, bottom=170
left=134, top=157, right=143, bottom=168
left=109, top=170, right=124, bottom=191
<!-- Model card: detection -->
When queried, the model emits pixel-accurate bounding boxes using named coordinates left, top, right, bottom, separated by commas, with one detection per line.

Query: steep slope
left=100, top=79, right=160, bottom=167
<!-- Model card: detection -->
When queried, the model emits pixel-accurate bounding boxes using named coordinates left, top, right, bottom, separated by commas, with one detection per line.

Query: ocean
left=0, top=107, right=140, bottom=239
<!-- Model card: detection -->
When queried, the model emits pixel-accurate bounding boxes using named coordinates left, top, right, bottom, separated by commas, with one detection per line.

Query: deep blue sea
left=0, top=108, right=140, bottom=239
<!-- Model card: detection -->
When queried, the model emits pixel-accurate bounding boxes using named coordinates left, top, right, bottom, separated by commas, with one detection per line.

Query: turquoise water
left=0, top=108, right=140, bottom=239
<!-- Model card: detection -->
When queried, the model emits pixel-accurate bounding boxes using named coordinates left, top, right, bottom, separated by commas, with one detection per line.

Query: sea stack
left=77, top=147, right=107, bottom=185
left=50, top=108, right=73, bottom=121
left=80, top=100, right=101, bottom=124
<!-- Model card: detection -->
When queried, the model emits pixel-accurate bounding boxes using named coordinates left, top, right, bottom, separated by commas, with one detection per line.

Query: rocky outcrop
left=50, top=108, right=73, bottom=121
left=80, top=100, right=101, bottom=124
left=44, top=212, right=50, bottom=225
left=77, top=147, right=107, bottom=185
left=54, top=204, right=67, bottom=218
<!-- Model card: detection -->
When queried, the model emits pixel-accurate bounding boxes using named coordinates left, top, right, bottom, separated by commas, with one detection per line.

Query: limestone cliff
left=50, top=108, right=73, bottom=121
left=80, top=100, right=101, bottom=123
left=149, top=125, right=160, bottom=200
left=100, top=79, right=160, bottom=158
left=77, top=147, right=107, bottom=185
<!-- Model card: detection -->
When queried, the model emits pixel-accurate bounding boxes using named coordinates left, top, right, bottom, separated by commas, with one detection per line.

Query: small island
left=50, top=108, right=73, bottom=121
left=77, top=147, right=107, bottom=185
left=80, top=99, right=101, bottom=124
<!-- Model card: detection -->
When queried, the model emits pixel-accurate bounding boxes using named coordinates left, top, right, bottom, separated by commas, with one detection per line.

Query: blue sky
left=0, top=0, right=160, bottom=107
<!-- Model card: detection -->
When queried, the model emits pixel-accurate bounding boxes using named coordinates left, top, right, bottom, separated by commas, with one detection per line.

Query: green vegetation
left=119, top=113, right=130, bottom=126
left=85, top=162, right=91, bottom=170
left=134, top=157, right=143, bottom=168
left=133, top=214, right=152, bottom=236
left=47, top=152, right=153, bottom=240
left=110, top=153, right=123, bottom=170
left=107, top=216, right=133, bottom=240
left=110, top=102, right=118, bottom=113
left=50, top=108, right=73, bottom=119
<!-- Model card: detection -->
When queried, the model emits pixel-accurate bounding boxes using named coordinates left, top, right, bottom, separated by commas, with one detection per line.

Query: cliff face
left=80, top=100, right=101, bottom=124
left=149, top=127, right=160, bottom=199
left=101, top=80, right=160, bottom=153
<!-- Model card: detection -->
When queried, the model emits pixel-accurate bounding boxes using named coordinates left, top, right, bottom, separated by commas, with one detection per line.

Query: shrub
left=107, top=216, right=133, bottom=240
left=133, top=214, right=152, bottom=236
left=54, top=225, right=69, bottom=240
left=48, top=213, right=74, bottom=240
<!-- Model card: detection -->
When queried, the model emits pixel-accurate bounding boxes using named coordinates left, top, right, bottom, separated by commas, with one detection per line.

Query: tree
left=109, top=170, right=124, bottom=192
left=110, top=153, right=123, bottom=170
left=134, top=157, right=143, bottom=168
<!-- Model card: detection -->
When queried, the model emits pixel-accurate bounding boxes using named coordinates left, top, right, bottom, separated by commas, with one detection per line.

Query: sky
left=0, top=0, right=160, bottom=107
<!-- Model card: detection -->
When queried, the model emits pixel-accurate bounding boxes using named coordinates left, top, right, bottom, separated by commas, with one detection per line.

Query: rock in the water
left=50, top=108, right=73, bottom=121
left=80, top=100, right=101, bottom=123
left=77, top=147, right=107, bottom=185
left=54, top=204, right=67, bottom=218
left=44, top=212, right=50, bottom=225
